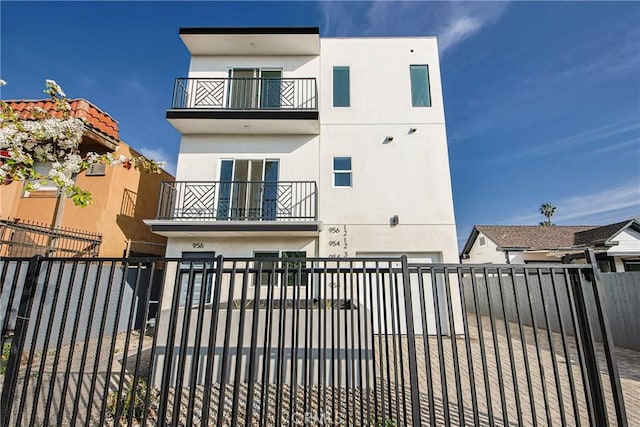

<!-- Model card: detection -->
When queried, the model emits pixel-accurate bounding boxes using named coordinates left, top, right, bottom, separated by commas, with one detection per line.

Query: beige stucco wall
left=0, top=182, right=24, bottom=220
left=0, top=141, right=172, bottom=257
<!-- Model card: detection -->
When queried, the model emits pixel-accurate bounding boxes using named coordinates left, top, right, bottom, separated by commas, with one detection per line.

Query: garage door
left=355, top=251, right=441, bottom=264
left=355, top=252, right=447, bottom=335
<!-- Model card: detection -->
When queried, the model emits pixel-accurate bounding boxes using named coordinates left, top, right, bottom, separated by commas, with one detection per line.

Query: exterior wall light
left=390, top=215, right=399, bottom=226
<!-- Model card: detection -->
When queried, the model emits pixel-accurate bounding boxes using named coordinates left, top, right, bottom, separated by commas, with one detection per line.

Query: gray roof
left=460, top=219, right=640, bottom=256
left=573, top=220, right=638, bottom=246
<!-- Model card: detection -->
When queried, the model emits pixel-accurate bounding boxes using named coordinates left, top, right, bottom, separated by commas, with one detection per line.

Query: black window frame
left=409, top=64, right=432, bottom=107
left=179, top=251, right=216, bottom=307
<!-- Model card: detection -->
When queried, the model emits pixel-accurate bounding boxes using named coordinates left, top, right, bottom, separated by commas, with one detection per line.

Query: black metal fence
left=156, top=181, right=318, bottom=221
left=0, top=218, right=101, bottom=258
left=172, top=78, right=318, bottom=111
left=0, top=256, right=629, bottom=426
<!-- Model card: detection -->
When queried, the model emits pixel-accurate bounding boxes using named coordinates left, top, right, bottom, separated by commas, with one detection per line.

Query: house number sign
left=192, top=242, right=204, bottom=249
left=327, top=225, right=349, bottom=258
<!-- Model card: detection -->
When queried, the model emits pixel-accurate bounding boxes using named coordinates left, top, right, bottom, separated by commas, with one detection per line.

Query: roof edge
left=179, top=27, right=320, bottom=35
left=460, top=226, right=480, bottom=257
left=3, top=98, right=119, bottom=124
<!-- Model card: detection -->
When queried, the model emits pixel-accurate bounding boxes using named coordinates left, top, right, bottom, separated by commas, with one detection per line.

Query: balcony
left=146, top=181, right=321, bottom=236
left=166, top=78, right=319, bottom=134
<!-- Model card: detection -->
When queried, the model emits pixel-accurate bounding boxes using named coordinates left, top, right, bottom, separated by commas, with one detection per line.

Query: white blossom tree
left=0, top=79, right=164, bottom=207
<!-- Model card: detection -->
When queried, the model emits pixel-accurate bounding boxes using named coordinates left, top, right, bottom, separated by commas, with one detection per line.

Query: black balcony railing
left=171, top=78, right=318, bottom=111
left=156, top=181, right=317, bottom=221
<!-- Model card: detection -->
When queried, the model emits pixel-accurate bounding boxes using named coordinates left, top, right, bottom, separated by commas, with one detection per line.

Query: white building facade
left=147, top=27, right=458, bottom=264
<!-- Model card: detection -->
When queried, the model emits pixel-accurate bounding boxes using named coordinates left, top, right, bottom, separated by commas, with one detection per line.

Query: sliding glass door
left=228, top=68, right=282, bottom=109
left=216, top=159, right=279, bottom=220
left=228, top=69, right=258, bottom=109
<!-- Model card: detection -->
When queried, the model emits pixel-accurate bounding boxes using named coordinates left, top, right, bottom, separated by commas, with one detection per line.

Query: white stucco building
left=146, top=27, right=458, bottom=264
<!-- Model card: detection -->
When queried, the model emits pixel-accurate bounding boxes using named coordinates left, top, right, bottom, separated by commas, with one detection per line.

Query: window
left=333, top=157, right=352, bottom=187
left=253, top=251, right=308, bottom=286
left=410, top=65, right=431, bottom=107
left=179, top=252, right=215, bottom=307
left=479, top=236, right=487, bottom=247
left=333, top=66, right=350, bottom=107
left=253, top=251, right=279, bottom=287
left=86, top=163, right=106, bottom=176
left=23, top=162, right=58, bottom=196
left=623, top=259, right=640, bottom=272
left=283, top=251, right=308, bottom=287
left=596, top=255, right=616, bottom=273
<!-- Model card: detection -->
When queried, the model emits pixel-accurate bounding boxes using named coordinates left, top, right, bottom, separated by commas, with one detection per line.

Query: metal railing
left=171, top=77, right=318, bottom=111
left=0, top=256, right=628, bottom=426
left=0, top=218, right=101, bottom=258
left=156, top=180, right=318, bottom=221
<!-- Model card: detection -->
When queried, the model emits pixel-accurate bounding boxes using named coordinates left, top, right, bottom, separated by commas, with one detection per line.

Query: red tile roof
left=4, top=99, right=119, bottom=142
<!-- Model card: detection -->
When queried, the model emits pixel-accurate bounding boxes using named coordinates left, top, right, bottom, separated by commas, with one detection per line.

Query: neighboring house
left=145, top=27, right=459, bottom=265
left=0, top=99, right=174, bottom=257
left=460, top=219, right=640, bottom=272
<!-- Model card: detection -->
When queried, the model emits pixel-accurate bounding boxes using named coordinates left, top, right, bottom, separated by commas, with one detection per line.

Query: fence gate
left=0, top=256, right=629, bottom=426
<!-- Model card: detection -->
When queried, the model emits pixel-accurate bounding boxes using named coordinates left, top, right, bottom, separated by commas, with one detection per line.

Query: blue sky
left=2, top=1, right=639, bottom=248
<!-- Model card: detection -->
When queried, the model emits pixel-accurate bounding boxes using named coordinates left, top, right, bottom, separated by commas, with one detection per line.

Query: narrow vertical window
left=333, top=66, right=350, bottom=107
left=333, top=157, right=352, bottom=187
left=179, top=252, right=215, bottom=307
left=410, top=65, right=431, bottom=107
left=254, top=251, right=279, bottom=286
left=282, top=251, right=308, bottom=286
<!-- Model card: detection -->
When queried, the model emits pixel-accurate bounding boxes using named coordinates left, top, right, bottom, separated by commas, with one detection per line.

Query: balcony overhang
left=179, top=27, right=320, bottom=56
left=166, top=110, right=320, bottom=134
left=145, top=220, right=322, bottom=237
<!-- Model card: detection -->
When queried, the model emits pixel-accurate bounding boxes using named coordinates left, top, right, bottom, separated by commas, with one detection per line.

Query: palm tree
left=539, top=203, right=556, bottom=226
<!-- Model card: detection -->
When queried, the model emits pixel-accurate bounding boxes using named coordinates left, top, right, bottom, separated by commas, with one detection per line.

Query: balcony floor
left=144, top=219, right=322, bottom=237
left=167, top=110, right=319, bottom=134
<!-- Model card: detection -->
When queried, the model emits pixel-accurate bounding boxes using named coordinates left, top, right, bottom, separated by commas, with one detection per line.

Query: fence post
left=584, top=249, right=628, bottom=426
left=0, top=255, right=42, bottom=426
left=569, top=263, right=607, bottom=425
left=568, top=249, right=616, bottom=426
left=400, top=255, right=422, bottom=425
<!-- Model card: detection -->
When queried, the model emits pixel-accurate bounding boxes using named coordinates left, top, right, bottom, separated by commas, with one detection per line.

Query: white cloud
left=438, top=15, right=483, bottom=53
left=584, top=138, right=640, bottom=157
left=497, top=119, right=640, bottom=162
left=319, top=1, right=509, bottom=55
left=137, top=146, right=177, bottom=176
left=507, top=181, right=640, bottom=225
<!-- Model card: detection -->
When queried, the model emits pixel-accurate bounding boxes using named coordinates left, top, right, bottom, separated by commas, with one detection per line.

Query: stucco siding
left=462, top=232, right=506, bottom=264
left=166, top=35, right=459, bottom=264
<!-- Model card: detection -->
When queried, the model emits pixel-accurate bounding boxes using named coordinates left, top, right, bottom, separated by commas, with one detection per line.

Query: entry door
left=217, top=160, right=279, bottom=220
left=229, top=68, right=258, bottom=109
